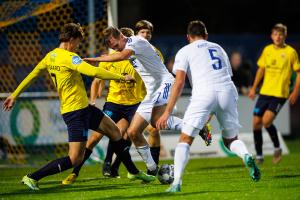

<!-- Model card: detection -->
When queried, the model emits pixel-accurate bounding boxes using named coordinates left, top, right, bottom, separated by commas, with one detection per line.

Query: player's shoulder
left=285, top=44, right=297, bottom=53
left=262, top=44, right=273, bottom=51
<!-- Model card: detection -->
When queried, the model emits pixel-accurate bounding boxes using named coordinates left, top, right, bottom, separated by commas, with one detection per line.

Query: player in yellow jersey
left=2, top=23, right=155, bottom=190
left=62, top=28, right=148, bottom=184
left=248, top=23, right=300, bottom=164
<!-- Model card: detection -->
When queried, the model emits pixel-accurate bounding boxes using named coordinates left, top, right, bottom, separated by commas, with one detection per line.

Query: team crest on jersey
left=72, top=56, right=82, bottom=65
left=50, top=53, right=56, bottom=62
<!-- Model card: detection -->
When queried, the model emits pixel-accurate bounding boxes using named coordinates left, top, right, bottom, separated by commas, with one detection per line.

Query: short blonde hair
left=272, top=23, right=287, bottom=36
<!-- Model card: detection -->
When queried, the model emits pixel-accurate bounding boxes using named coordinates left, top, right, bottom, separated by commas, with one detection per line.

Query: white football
left=158, top=164, right=174, bottom=184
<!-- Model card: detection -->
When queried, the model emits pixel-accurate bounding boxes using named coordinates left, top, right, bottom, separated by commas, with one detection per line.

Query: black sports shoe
left=102, top=162, right=111, bottom=177
left=147, top=166, right=159, bottom=176
left=110, top=168, right=120, bottom=178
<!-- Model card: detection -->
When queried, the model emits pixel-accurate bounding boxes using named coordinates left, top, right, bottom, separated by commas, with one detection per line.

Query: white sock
left=229, top=139, right=249, bottom=159
left=173, top=142, right=190, bottom=186
left=136, top=145, right=157, bottom=171
left=167, top=116, right=182, bottom=130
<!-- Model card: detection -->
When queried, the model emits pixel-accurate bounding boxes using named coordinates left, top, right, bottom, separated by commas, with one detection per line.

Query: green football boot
left=244, top=154, right=261, bottom=182
left=21, top=175, right=40, bottom=190
left=127, top=171, right=156, bottom=183
left=166, top=184, right=181, bottom=193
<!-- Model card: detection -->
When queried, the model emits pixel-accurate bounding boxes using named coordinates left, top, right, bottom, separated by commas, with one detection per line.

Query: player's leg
left=166, top=131, right=194, bottom=193
left=110, top=118, right=131, bottom=178
left=102, top=102, right=122, bottom=177
left=23, top=108, right=89, bottom=190
left=24, top=141, right=85, bottom=190
left=62, top=131, right=105, bottom=185
left=252, top=95, right=268, bottom=164
left=167, top=94, right=213, bottom=193
left=253, top=116, right=263, bottom=163
left=146, top=124, right=161, bottom=165
left=90, top=106, right=155, bottom=182
left=127, top=112, right=158, bottom=174
left=217, top=88, right=260, bottom=182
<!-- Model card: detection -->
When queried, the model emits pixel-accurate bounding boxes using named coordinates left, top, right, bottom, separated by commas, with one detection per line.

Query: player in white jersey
left=156, top=20, right=261, bottom=192
left=84, top=27, right=183, bottom=175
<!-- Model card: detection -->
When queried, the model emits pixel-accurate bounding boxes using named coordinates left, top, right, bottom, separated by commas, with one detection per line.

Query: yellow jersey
left=12, top=48, right=125, bottom=114
left=99, top=50, right=146, bottom=105
left=257, top=44, right=300, bottom=98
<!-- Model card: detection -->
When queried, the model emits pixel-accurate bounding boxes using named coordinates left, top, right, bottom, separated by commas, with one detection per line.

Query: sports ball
left=157, top=164, right=174, bottom=184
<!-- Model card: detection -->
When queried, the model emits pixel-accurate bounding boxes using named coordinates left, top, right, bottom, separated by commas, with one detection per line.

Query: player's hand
left=156, top=112, right=170, bottom=130
left=124, top=75, right=135, bottom=82
left=2, top=95, right=16, bottom=111
left=289, top=90, right=299, bottom=105
left=248, top=88, right=256, bottom=100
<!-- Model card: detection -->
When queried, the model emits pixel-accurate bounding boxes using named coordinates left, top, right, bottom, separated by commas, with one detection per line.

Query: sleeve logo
left=72, top=56, right=82, bottom=65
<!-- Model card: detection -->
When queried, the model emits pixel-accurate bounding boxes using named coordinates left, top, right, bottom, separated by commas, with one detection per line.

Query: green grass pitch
left=1, top=140, right=300, bottom=200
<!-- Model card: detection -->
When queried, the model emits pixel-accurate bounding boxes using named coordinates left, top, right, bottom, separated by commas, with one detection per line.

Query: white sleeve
left=221, top=47, right=233, bottom=76
left=125, top=36, right=142, bottom=55
left=172, top=48, right=189, bottom=74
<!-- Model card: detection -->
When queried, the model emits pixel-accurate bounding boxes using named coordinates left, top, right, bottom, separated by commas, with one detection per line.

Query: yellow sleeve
left=11, top=58, right=47, bottom=98
left=291, top=49, right=300, bottom=71
left=76, top=61, right=125, bottom=81
left=155, top=47, right=164, bottom=63
left=257, top=47, right=267, bottom=68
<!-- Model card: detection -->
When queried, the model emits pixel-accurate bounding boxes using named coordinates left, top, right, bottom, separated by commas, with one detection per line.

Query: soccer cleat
left=102, top=162, right=111, bottom=177
left=272, top=148, right=282, bottom=164
left=147, top=166, right=159, bottom=176
left=244, top=154, right=261, bottom=182
left=127, top=171, right=156, bottom=183
left=62, top=173, right=77, bottom=185
left=166, top=184, right=181, bottom=193
left=21, top=175, right=39, bottom=190
left=110, top=168, right=121, bottom=178
left=199, top=123, right=212, bottom=146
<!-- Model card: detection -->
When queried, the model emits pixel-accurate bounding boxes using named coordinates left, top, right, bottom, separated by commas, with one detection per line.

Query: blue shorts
left=62, top=105, right=104, bottom=142
left=253, top=95, right=286, bottom=117
left=103, top=102, right=140, bottom=123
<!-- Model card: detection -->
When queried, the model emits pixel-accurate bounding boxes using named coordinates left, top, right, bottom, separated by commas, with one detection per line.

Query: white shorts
left=137, top=81, right=172, bottom=122
left=182, top=84, right=241, bottom=139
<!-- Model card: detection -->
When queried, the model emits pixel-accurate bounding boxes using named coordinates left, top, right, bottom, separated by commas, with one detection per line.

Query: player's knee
left=262, top=119, right=272, bottom=128
left=223, top=136, right=238, bottom=149
left=253, top=119, right=263, bottom=130
left=69, top=153, right=84, bottom=166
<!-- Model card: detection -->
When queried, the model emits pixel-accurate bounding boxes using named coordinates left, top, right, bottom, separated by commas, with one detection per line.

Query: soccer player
left=2, top=23, right=155, bottom=190
left=84, top=26, right=184, bottom=175
left=134, top=20, right=162, bottom=166
left=62, top=27, right=147, bottom=184
left=156, top=20, right=261, bottom=192
left=248, top=23, right=300, bottom=164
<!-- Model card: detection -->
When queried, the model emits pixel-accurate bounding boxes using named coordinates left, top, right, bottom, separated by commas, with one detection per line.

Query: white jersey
left=125, top=36, right=174, bottom=93
left=173, top=39, right=240, bottom=138
left=173, top=39, right=233, bottom=96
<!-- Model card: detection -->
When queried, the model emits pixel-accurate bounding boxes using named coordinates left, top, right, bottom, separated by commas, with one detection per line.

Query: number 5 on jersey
left=208, top=49, right=222, bottom=70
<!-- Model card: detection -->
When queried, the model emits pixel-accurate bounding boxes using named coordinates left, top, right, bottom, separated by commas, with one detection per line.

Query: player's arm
left=289, top=70, right=300, bottom=105
left=156, top=70, right=186, bottom=130
left=83, top=49, right=134, bottom=63
left=76, top=61, right=134, bottom=81
left=90, top=78, right=105, bottom=105
left=3, top=60, right=47, bottom=111
left=248, top=67, right=264, bottom=100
